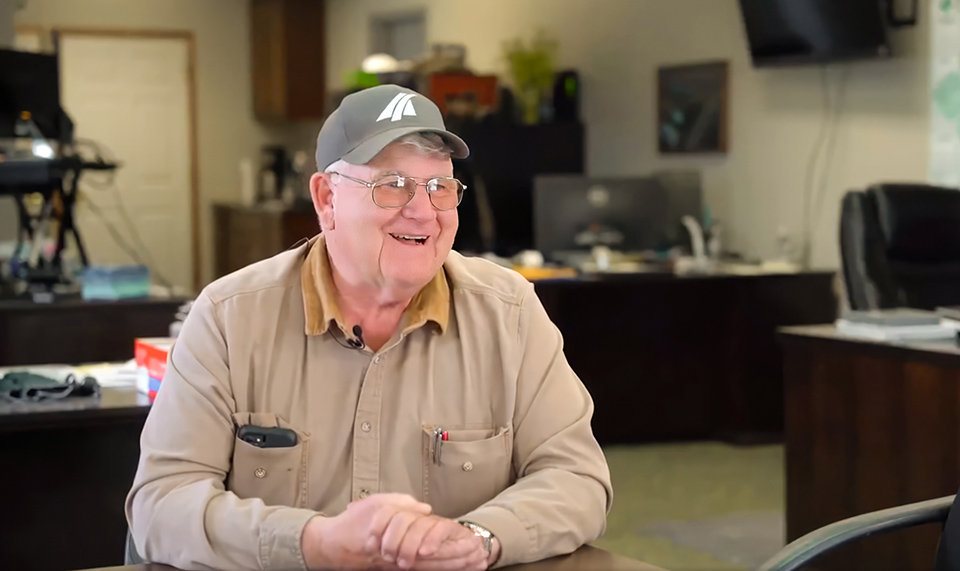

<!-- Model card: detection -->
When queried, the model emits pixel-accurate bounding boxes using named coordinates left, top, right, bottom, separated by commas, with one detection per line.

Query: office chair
left=840, top=183, right=960, bottom=310
left=759, top=493, right=959, bottom=571
left=125, top=529, right=146, bottom=565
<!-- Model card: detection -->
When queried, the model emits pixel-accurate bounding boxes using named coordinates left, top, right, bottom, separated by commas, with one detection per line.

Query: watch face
left=460, top=521, right=493, bottom=542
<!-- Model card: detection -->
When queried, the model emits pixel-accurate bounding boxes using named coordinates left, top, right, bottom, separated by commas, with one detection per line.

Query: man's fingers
left=364, top=505, right=422, bottom=546
left=429, top=535, right=484, bottom=560
left=395, top=516, right=441, bottom=569
left=350, top=493, right=432, bottom=514
left=411, top=547, right=488, bottom=571
left=380, top=510, right=424, bottom=565
left=365, top=506, right=400, bottom=553
left=375, top=493, right=433, bottom=513
left=417, top=518, right=465, bottom=557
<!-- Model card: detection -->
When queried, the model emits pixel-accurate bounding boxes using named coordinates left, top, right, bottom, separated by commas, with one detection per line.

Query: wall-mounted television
left=738, top=0, right=890, bottom=67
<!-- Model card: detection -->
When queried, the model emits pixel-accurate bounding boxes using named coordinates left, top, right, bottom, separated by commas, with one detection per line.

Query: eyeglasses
left=330, top=172, right=466, bottom=211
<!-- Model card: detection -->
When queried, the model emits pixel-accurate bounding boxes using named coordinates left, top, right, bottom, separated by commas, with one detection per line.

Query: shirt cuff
left=459, top=505, right=532, bottom=568
left=259, top=507, right=318, bottom=571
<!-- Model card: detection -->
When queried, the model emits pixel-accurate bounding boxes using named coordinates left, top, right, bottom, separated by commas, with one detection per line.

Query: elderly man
left=126, top=85, right=611, bottom=571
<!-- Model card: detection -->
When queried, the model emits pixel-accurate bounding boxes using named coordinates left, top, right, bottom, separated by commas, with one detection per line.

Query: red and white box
left=135, top=337, right=174, bottom=402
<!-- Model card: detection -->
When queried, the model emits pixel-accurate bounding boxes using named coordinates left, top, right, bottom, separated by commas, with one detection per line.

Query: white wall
left=326, top=0, right=929, bottom=269
left=0, top=0, right=13, bottom=46
left=14, top=0, right=305, bottom=287
left=0, top=1, right=18, bottom=245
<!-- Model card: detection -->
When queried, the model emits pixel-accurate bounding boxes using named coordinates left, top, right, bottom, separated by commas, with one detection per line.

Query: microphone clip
left=347, top=325, right=365, bottom=350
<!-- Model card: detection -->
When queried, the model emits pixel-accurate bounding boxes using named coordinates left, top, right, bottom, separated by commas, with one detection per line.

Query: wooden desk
left=0, top=297, right=184, bottom=366
left=0, top=296, right=180, bottom=569
left=535, top=271, right=837, bottom=443
left=80, top=545, right=665, bottom=571
left=0, top=387, right=150, bottom=571
left=781, top=325, right=960, bottom=571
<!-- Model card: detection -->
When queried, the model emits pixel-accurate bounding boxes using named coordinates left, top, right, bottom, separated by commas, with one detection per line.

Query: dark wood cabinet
left=0, top=389, right=150, bottom=571
left=213, top=203, right=319, bottom=278
left=0, top=298, right=184, bottom=367
left=251, top=0, right=326, bottom=121
left=781, top=326, right=960, bottom=571
left=536, top=271, right=838, bottom=443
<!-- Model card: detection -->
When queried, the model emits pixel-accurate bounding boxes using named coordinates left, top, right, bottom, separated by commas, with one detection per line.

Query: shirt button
left=462, top=461, right=473, bottom=472
left=361, top=421, right=372, bottom=432
left=254, top=467, right=267, bottom=479
left=373, top=355, right=382, bottom=364
left=358, top=489, right=370, bottom=499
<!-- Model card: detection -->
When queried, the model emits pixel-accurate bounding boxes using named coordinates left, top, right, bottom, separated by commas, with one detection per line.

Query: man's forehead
left=361, top=154, right=454, bottom=178
left=368, top=165, right=453, bottom=176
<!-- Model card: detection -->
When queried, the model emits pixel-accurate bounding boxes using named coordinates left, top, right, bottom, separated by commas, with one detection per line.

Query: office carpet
left=591, top=442, right=786, bottom=571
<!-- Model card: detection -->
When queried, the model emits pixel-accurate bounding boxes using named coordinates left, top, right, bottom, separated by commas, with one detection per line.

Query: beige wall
left=0, top=0, right=13, bottom=46
left=0, top=2, right=18, bottom=244
left=327, top=0, right=929, bottom=269
left=13, top=0, right=304, bottom=287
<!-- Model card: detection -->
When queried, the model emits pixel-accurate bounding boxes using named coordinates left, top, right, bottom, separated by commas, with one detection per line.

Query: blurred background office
left=0, top=1, right=955, bottom=570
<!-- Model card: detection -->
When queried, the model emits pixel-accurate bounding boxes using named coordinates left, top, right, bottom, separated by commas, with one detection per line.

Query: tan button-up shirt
left=126, top=236, right=612, bottom=570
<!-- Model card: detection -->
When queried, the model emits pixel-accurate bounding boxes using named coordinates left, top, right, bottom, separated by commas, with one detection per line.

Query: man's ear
left=310, top=172, right=335, bottom=231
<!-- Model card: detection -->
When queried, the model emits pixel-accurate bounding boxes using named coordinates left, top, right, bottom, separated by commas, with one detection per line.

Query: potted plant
left=503, top=31, right=558, bottom=124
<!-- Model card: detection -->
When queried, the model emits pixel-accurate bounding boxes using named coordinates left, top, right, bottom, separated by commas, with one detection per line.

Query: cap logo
left=376, top=92, right=418, bottom=122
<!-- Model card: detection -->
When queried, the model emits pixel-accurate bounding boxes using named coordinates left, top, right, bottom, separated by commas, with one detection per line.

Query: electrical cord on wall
left=811, top=65, right=849, bottom=236
left=72, top=138, right=174, bottom=291
left=800, top=66, right=833, bottom=268
left=81, top=199, right=149, bottom=266
left=801, top=64, right=849, bottom=268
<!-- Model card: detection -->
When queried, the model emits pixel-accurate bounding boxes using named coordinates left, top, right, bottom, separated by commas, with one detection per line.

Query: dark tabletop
left=0, top=295, right=189, bottom=311
left=0, top=386, right=151, bottom=433
left=779, top=323, right=960, bottom=367
left=79, top=545, right=666, bottom=570
left=534, top=268, right=834, bottom=286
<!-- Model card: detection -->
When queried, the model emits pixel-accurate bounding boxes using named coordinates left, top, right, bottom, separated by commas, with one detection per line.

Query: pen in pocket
left=432, top=426, right=448, bottom=466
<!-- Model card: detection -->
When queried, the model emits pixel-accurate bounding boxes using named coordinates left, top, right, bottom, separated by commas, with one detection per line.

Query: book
left=836, top=319, right=956, bottom=341
left=936, top=306, right=960, bottom=322
left=841, top=308, right=940, bottom=327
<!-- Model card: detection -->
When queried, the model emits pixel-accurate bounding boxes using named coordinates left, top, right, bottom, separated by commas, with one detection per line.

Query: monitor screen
left=533, top=173, right=702, bottom=261
left=0, top=49, right=62, bottom=140
left=738, top=0, right=889, bottom=67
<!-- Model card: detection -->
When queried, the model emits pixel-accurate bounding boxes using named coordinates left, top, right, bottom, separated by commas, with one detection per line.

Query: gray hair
left=324, top=159, right=348, bottom=174
left=391, top=132, right=455, bottom=160
left=323, top=133, right=454, bottom=175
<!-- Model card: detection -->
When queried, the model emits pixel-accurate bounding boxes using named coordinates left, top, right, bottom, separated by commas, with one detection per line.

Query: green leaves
left=502, top=31, right=558, bottom=93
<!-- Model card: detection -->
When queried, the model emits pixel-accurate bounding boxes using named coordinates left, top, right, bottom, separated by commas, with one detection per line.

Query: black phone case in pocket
left=237, top=425, right=299, bottom=448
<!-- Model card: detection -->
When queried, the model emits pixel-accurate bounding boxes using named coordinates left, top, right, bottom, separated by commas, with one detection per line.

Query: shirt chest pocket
left=227, top=412, right=308, bottom=508
left=421, top=425, right=514, bottom=518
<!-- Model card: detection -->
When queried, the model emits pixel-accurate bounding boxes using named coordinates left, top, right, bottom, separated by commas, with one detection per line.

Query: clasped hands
left=301, top=493, right=495, bottom=571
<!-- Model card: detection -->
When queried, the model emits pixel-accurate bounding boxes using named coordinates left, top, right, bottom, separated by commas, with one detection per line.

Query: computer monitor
left=533, top=172, right=702, bottom=261
left=0, top=48, right=63, bottom=141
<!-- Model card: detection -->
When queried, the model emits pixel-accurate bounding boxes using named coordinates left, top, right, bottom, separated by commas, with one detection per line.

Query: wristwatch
left=458, top=520, right=494, bottom=558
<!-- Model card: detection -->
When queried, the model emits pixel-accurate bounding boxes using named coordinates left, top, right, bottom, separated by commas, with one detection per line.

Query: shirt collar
left=301, top=234, right=450, bottom=337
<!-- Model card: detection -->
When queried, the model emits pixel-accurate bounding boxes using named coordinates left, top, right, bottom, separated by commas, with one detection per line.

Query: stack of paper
left=837, top=308, right=956, bottom=341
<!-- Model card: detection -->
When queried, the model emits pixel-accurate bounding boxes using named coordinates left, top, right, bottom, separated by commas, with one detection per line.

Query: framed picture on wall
left=658, top=61, right=729, bottom=154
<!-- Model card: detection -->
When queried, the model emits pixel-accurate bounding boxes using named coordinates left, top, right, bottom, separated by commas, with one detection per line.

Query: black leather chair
left=759, top=492, right=960, bottom=571
left=840, top=183, right=960, bottom=310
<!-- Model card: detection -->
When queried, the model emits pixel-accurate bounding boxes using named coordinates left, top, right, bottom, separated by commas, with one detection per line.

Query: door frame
left=20, top=25, right=202, bottom=292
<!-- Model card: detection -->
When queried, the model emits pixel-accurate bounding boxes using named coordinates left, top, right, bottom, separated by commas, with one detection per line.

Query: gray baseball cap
left=315, top=85, right=470, bottom=171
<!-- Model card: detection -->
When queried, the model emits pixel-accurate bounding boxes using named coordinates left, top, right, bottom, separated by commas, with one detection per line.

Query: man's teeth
left=391, top=233, right=427, bottom=244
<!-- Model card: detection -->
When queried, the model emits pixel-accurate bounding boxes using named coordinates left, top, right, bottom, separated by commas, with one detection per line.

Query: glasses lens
left=428, top=178, right=464, bottom=210
left=372, top=176, right=414, bottom=207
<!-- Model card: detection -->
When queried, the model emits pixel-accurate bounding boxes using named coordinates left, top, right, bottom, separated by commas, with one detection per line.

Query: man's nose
left=401, top=184, right=436, bottom=219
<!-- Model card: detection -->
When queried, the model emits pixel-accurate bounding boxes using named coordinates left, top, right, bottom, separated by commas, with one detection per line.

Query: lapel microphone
left=346, top=325, right=365, bottom=350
